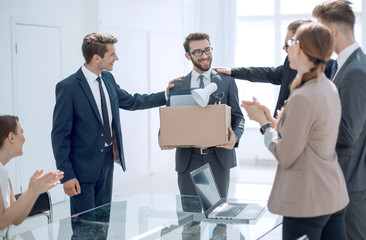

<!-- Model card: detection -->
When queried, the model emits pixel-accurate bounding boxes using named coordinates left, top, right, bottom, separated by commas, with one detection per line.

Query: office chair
left=5, top=191, right=53, bottom=239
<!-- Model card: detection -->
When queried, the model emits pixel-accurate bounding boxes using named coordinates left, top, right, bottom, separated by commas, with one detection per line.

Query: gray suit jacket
left=169, top=71, right=245, bottom=172
left=333, top=47, right=366, bottom=192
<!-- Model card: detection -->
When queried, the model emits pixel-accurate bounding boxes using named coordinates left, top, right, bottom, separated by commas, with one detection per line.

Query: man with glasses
left=161, top=32, right=244, bottom=198
left=215, top=19, right=333, bottom=116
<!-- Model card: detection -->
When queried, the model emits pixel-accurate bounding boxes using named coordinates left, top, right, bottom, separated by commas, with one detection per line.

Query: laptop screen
left=190, top=164, right=221, bottom=212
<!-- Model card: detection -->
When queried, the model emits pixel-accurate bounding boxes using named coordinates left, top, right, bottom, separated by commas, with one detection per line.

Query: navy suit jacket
left=168, top=71, right=245, bottom=172
left=332, top=48, right=366, bottom=192
left=51, top=67, right=166, bottom=183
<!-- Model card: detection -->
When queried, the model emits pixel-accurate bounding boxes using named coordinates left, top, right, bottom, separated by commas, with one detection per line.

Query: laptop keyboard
left=216, top=203, right=248, bottom=217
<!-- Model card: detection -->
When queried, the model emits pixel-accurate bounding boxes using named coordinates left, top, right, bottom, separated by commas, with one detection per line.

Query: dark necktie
left=199, top=75, right=205, bottom=88
left=96, top=77, right=112, bottom=145
left=330, top=60, right=338, bottom=81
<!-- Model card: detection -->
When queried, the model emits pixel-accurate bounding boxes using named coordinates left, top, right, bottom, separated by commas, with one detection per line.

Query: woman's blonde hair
left=290, top=22, right=334, bottom=92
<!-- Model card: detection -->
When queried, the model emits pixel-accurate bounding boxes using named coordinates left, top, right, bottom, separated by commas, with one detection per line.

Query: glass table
left=9, top=193, right=282, bottom=239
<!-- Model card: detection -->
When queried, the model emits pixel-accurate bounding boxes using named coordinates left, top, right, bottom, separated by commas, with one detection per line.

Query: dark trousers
left=177, top=151, right=230, bottom=198
left=71, top=204, right=111, bottom=240
left=70, top=150, right=114, bottom=215
left=282, top=208, right=347, bottom=240
left=345, top=189, right=366, bottom=240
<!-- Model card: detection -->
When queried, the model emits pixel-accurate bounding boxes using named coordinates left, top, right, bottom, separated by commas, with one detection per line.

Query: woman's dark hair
left=0, top=115, right=19, bottom=149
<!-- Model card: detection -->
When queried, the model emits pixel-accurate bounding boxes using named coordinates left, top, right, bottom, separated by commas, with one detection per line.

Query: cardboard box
left=159, top=104, right=231, bottom=148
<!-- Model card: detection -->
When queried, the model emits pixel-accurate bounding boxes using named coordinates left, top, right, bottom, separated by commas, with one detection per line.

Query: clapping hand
left=241, top=97, right=267, bottom=126
left=241, top=97, right=278, bottom=129
left=28, top=170, right=64, bottom=196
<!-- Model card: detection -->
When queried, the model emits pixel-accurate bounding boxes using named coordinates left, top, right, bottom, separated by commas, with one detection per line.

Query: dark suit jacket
left=231, top=57, right=334, bottom=115
left=168, top=71, right=245, bottom=172
left=332, top=47, right=366, bottom=192
left=51, top=68, right=166, bottom=183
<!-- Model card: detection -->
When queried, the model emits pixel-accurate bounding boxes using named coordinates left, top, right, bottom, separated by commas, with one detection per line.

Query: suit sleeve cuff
left=231, top=68, right=241, bottom=78
left=164, top=91, right=168, bottom=101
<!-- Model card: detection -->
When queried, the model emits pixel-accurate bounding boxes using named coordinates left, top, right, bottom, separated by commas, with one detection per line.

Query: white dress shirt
left=82, top=65, right=113, bottom=146
left=0, top=162, right=11, bottom=237
left=190, top=70, right=211, bottom=89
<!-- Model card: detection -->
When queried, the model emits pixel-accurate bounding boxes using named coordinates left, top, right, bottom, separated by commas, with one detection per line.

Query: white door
left=12, top=23, right=64, bottom=203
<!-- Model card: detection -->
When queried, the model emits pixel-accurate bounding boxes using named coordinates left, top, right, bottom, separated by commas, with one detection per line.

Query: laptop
left=190, top=163, right=265, bottom=220
left=169, top=93, right=198, bottom=107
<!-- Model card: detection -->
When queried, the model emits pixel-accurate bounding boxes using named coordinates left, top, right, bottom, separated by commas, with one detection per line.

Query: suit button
left=101, top=149, right=104, bottom=152
left=101, top=133, right=104, bottom=137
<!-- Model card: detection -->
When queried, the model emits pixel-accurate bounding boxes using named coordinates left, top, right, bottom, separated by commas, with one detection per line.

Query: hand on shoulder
left=212, top=67, right=231, bottom=76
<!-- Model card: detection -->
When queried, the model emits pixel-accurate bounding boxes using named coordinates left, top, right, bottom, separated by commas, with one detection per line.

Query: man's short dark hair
left=312, top=0, right=355, bottom=33
left=288, top=19, right=313, bottom=35
left=82, top=32, right=118, bottom=64
left=183, top=32, right=210, bottom=53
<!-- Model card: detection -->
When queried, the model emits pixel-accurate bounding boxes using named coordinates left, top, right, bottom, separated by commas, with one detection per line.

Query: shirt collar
left=0, top=161, right=8, bottom=175
left=82, top=65, right=100, bottom=83
left=337, top=42, right=359, bottom=70
left=191, top=69, right=211, bottom=82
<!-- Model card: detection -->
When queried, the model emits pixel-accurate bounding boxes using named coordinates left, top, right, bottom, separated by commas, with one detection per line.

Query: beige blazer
left=268, top=74, right=349, bottom=217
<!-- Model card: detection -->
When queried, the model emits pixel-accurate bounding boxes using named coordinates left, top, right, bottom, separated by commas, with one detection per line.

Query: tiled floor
left=8, top=162, right=281, bottom=239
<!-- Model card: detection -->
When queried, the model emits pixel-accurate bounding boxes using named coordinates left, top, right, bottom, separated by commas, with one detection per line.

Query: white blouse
left=0, top=162, right=11, bottom=236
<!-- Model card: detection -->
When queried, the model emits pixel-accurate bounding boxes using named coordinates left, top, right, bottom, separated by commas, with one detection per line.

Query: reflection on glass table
left=8, top=193, right=281, bottom=240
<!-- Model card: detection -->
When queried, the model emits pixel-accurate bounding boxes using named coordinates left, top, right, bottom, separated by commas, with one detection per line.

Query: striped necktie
left=330, top=60, right=338, bottom=81
left=199, top=75, right=205, bottom=88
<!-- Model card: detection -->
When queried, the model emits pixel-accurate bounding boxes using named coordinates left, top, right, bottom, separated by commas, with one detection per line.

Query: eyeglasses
left=188, top=47, right=213, bottom=57
left=285, top=38, right=296, bottom=48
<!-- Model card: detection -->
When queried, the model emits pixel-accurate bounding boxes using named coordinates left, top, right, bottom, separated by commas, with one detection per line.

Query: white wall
left=0, top=0, right=99, bottom=93
left=0, top=0, right=98, bottom=117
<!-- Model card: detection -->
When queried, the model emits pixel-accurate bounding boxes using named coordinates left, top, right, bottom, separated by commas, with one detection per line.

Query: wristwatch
left=260, top=122, right=272, bottom=135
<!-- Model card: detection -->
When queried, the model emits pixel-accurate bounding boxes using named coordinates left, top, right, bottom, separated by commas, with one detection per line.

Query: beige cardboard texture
left=159, top=104, right=231, bottom=148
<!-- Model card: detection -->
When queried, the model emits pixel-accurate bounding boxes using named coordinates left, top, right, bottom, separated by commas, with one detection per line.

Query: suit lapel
left=208, top=71, right=221, bottom=104
left=77, top=69, right=103, bottom=125
left=101, top=72, right=116, bottom=121
left=181, top=72, right=193, bottom=93
left=210, top=71, right=221, bottom=87
left=333, top=48, right=360, bottom=85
